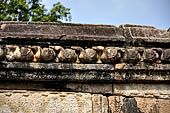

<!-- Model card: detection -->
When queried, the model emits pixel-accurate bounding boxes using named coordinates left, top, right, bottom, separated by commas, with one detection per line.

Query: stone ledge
left=115, top=71, right=170, bottom=82
left=1, top=62, right=170, bottom=83
left=0, top=22, right=121, bottom=37
left=0, top=71, right=114, bottom=82
left=133, top=37, right=170, bottom=47
left=114, top=83, right=170, bottom=99
left=0, top=22, right=169, bottom=47
left=1, top=62, right=114, bottom=71
left=0, top=82, right=113, bottom=94
left=0, top=34, right=125, bottom=46
left=2, top=62, right=170, bottom=71
left=115, top=63, right=170, bottom=70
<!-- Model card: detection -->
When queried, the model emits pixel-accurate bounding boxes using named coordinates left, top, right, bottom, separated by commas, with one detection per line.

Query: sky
left=43, top=0, right=170, bottom=30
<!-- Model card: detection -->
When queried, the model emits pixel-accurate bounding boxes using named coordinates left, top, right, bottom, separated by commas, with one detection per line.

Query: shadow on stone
left=120, top=97, right=143, bottom=113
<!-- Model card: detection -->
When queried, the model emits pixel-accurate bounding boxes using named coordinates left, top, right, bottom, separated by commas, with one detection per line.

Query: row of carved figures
left=0, top=45, right=170, bottom=63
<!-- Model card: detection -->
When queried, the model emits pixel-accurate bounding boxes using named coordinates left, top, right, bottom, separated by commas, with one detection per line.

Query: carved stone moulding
left=0, top=45, right=170, bottom=64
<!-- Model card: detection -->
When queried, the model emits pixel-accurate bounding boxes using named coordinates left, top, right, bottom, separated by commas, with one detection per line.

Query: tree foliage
left=0, top=0, right=71, bottom=22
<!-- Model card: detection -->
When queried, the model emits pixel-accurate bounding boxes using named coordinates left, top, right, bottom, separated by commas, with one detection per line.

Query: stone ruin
left=0, top=22, right=170, bottom=113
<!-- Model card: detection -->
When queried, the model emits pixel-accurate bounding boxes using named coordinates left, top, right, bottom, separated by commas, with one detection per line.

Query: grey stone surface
left=109, top=95, right=170, bottom=113
left=114, top=71, right=170, bottom=82
left=65, top=83, right=113, bottom=94
left=2, top=62, right=114, bottom=71
left=115, top=63, right=170, bottom=70
left=0, top=90, right=170, bottom=113
left=0, top=82, right=113, bottom=94
left=0, top=91, right=93, bottom=113
left=92, top=94, right=108, bottom=113
left=0, top=71, right=114, bottom=82
left=114, top=83, right=170, bottom=99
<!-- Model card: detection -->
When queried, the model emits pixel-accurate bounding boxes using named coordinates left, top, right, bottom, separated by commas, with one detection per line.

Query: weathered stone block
left=79, top=48, right=98, bottom=63
left=0, top=82, right=113, bottom=94
left=143, top=49, right=159, bottom=63
left=0, top=22, right=122, bottom=37
left=161, top=49, right=170, bottom=62
left=65, top=83, right=113, bottom=94
left=0, top=91, right=93, bottom=113
left=41, top=48, right=56, bottom=61
left=122, top=48, right=141, bottom=63
left=101, top=47, right=121, bottom=63
left=114, top=83, right=170, bottom=98
left=2, top=62, right=114, bottom=71
left=6, top=45, right=17, bottom=61
left=108, top=96, right=170, bottom=113
left=120, top=24, right=170, bottom=38
left=14, top=47, right=34, bottom=61
left=92, top=94, right=108, bottom=113
left=0, top=70, right=114, bottom=83
left=115, top=63, right=170, bottom=70
left=114, top=71, right=170, bottom=82
left=58, top=49, right=77, bottom=63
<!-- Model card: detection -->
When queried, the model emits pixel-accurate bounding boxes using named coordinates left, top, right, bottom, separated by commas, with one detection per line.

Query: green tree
left=0, top=0, right=71, bottom=22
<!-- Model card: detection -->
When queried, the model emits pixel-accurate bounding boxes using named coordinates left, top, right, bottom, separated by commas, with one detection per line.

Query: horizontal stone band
left=1, top=62, right=170, bottom=71
left=1, top=45, right=170, bottom=64
left=1, top=62, right=114, bottom=71
left=115, top=63, right=170, bottom=70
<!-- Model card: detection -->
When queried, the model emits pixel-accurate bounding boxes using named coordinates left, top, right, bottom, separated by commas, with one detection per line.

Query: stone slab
left=114, top=71, right=170, bottom=82
left=2, top=62, right=114, bottom=71
left=114, top=83, right=170, bottom=99
left=0, top=22, right=121, bottom=36
left=92, top=94, right=108, bottom=113
left=0, top=71, right=114, bottom=83
left=0, top=81, right=113, bottom=94
left=0, top=90, right=93, bottom=113
left=115, top=63, right=170, bottom=70
left=108, top=96, right=170, bottom=113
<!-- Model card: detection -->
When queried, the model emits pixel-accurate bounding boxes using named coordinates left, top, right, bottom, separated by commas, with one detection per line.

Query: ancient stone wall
left=0, top=22, right=170, bottom=113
